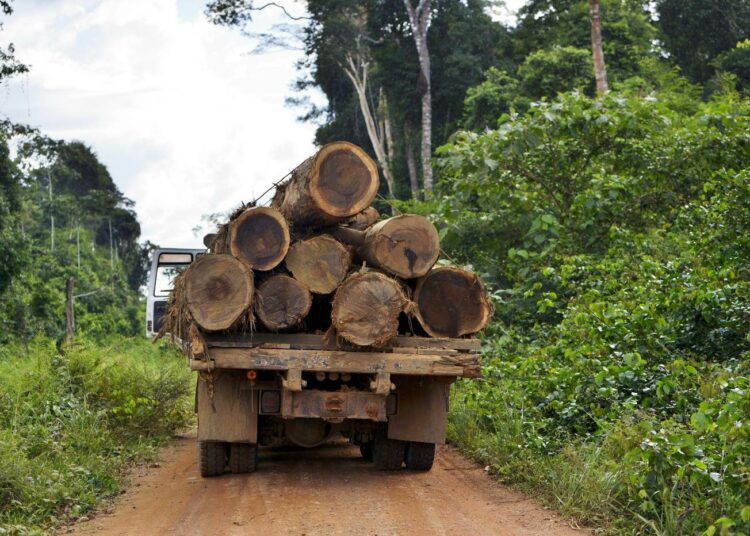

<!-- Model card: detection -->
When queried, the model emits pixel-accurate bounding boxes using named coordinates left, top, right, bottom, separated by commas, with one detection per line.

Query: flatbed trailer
left=189, top=333, right=482, bottom=475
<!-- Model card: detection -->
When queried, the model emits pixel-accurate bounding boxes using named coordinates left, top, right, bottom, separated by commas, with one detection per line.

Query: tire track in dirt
left=65, top=435, right=587, bottom=536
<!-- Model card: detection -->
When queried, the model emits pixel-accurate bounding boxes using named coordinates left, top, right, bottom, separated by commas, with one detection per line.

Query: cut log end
left=332, top=271, right=408, bottom=347
left=256, top=274, right=312, bottom=331
left=185, top=254, right=254, bottom=332
left=229, top=207, right=290, bottom=271
left=368, top=214, right=440, bottom=279
left=414, top=267, right=491, bottom=338
left=347, top=206, right=380, bottom=230
left=285, top=235, right=351, bottom=294
left=310, top=142, right=379, bottom=218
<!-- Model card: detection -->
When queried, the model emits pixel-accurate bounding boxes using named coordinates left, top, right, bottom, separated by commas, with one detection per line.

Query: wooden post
left=65, top=277, right=75, bottom=347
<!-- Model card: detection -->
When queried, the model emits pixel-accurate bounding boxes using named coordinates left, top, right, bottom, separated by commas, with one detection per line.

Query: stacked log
left=161, top=141, right=491, bottom=347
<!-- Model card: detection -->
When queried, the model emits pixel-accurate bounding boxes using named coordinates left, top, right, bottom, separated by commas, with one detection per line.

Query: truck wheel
left=405, top=441, right=435, bottom=471
left=359, top=442, right=374, bottom=461
left=229, top=443, right=258, bottom=474
left=373, top=432, right=405, bottom=470
left=199, top=441, right=227, bottom=477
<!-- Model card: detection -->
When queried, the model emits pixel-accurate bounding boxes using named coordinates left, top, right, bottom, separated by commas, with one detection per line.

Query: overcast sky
left=1, top=0, right=526, bottom=249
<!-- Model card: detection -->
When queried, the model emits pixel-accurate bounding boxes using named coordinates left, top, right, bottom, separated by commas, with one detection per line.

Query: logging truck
left=149, top=141, right=488, bottom=476
left=147, top=247, right=482, bottom=475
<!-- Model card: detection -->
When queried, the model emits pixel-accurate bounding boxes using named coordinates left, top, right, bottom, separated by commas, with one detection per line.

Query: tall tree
left=656, top=0, right=750, bottom=83
left=403, top=0, right=433, bottom=191
left=588, top=0, right=608, bottom=94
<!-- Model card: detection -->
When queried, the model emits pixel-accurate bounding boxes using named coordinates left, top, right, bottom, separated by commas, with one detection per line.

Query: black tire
left=405, top=441, right=435, bottom=471
left=229, top=443, right=258, bottom=474
left=359, top=442, right=374, bottom=461
left=199, top=441, right=227, bottom=477
left=373, top=431, right=405, bottom=471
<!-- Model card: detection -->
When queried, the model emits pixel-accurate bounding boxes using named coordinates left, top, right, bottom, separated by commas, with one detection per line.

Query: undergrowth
left=0, top=337, right=193, bottom=535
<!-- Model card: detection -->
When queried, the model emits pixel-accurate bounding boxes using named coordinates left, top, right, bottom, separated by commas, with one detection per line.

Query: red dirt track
left=67, top=435, right=586, bottom=536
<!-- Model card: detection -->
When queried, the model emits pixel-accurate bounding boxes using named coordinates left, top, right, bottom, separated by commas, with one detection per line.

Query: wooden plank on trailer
left=204, top=333, right=481, bottom=352
left=192, top=347, right=479, bottom=377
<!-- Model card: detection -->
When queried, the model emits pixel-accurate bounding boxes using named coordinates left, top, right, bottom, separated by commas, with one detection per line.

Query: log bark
left=414, top=266, right=492, bottom=338
left=589, top=0, right=609, bottom=95
left=331, top=271, right=409, bottom=346
left=347, top=206, right=380, bottom=231
left=228, top=206, right=290, bottom=271
left=330, top=214, right=440, bottom=279
left=284, top=235, right=351, bottom=294
left=271, top=141, right=380, bottom=228
left=185, top=254, right=254, bottom=332
left=256, top=274, right=312, bottom=331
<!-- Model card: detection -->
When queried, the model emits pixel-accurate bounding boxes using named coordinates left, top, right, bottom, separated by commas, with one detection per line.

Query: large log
left=284, top=235, right=351, bottom=294
left=347, top=206, right=380, bottom=230
left=227, top=207, right=290, bottom=271
left=331, top=271, right=408, bottom=346
left=330, top=214, right=440, bottom=279
left=414, top=267, right=492, bottom=338
left=271, top=141, right=380, bottom=228
left=185, top=254, right=254, bottom=332
left=256, top=274, right=312, bottom=331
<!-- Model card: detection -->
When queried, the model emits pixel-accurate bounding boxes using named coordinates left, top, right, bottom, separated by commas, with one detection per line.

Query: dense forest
left=206, top=0, right=750, bottom=533
left=1, top=0, right=749, bottom=533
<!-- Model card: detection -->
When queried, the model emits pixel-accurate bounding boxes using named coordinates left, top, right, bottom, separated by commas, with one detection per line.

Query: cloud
left=0, top=0, right=320, bottom=248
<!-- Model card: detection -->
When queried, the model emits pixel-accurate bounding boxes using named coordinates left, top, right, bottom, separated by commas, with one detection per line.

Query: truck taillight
left=260, top=390, right=281, bottom=414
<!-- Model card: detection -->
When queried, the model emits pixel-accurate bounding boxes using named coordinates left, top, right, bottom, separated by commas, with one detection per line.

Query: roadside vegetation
left=0, top=337, right=193, bottom=534
left=2, top=0, right=750, bottom=534
left=429, top=86, right=750, bottom=534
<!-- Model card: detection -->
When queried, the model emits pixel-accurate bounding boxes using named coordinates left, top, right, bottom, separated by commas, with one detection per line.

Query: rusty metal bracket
left=369, top=372, right=393, bottom=395
left=281, top=368, right=306, bottom=392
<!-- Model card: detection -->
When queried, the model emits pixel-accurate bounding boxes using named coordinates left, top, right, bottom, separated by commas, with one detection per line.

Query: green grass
left=448, top=379, right=750, bottom=536
left=0, top=337, right=193, bottom=535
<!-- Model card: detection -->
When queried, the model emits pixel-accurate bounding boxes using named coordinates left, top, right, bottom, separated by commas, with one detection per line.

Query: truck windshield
left=153, top=253, right=193, bottom=297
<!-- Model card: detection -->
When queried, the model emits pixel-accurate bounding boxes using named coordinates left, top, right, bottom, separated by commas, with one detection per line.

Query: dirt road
left=68, top=436, right=585, bottom=536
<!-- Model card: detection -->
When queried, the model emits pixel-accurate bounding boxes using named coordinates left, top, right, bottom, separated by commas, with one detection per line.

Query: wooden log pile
left=161, top=141, right=491, bottom=348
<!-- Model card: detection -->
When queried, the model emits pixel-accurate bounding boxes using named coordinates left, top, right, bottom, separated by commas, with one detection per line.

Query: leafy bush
left=0, top=337, right=193, bottom=533
left=412, top=90, right=750, bottom=534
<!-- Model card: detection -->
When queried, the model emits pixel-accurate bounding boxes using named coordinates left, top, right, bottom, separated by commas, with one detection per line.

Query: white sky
left=0, top=0, right=527, bottom=248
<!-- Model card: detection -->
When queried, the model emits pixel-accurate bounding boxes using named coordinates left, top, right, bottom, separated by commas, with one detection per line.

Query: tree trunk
left=330, top=214, right=440, bottom=279
left=347, top=206, right=380, bottom=231
left=65, top=277, right=75, bottom=347
left=284, top=235, right=351, bottom=294
left=256, top=274, right=312, bottom=331
left=414, top=266, right=492, bottom=338
left=223, top=206, right=289, bottom=271
left=271, top=141, right=380, bottom=228
left=343, top=58, right=395, bottom=197
left=404, top=0, right=433, bottom=192
left=589, top=0, right=609, bottom=95
left=332, top=271, right=408, bottom=346
left=185, top=254, right=254, bottom=332
left=404, top=124, right=420, bottom=197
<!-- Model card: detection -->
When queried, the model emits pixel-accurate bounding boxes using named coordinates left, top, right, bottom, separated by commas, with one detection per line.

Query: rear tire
left=199, top=441, right=227, bottom=477
left=373, top=431, right=405, bottom=471
left=229, top=443, right=258, bottom=474
left=405, top=441, right=435, bottom=471
left=359, top=442, right=374, bottom=461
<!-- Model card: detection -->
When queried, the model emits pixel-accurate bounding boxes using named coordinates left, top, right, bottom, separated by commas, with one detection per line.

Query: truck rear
left=189, top=332, right=481, bottom=475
